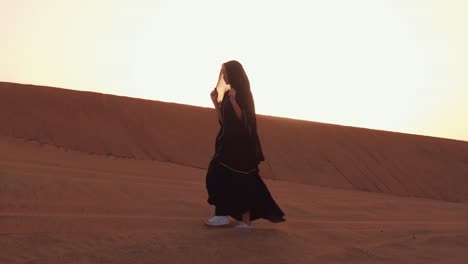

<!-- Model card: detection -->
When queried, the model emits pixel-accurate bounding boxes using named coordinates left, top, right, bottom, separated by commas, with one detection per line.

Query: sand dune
left=1, top=135, right=468, bottom=263
left=2, top=82, right=468, bottom=263
left=1, top=81, right=467, bottom=202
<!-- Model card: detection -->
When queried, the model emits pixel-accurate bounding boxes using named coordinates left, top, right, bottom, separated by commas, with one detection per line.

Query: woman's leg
left=242, top=211, right=251, bottom=224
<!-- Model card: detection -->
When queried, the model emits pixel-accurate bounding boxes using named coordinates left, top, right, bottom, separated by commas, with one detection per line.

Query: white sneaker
left=234, top=221, right=253, bottom=228
left=205, top=216, right=230, bottom=226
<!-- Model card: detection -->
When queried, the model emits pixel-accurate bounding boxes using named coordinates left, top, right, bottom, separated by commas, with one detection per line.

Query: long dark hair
left=223, top=60, right=265, bottom=163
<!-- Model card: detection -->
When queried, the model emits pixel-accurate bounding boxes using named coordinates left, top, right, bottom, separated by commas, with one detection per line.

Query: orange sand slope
left=1, top=81, right=468, bottom=202
left=1, top=136, right=468, bottom=263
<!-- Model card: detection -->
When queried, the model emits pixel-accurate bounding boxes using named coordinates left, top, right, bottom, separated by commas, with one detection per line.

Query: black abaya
left=206, top=91, right=286, bottom=223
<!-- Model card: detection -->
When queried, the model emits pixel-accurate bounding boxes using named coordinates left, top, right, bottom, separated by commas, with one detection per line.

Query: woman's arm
left=210, top=88, right=222, bottom=124
left=229, top=89, right=254, bottom=136
left=229, top=89, right=243, bottom=121
left=214, top=102, right=222, bottom=124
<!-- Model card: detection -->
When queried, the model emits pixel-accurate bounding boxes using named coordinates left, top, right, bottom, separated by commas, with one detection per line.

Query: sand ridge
left=1, top=82, right=468, bottom=263
left=1, top=136, right=468, bottom=263
left=1, top=81, right=467, bottom=202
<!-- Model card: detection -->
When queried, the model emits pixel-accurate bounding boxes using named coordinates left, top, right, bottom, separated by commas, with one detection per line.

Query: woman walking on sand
left=205, top=60, right=286, bottom=228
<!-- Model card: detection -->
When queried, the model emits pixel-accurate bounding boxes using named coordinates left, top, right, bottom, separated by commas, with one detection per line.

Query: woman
left=205, top=60, right=286, bottom=228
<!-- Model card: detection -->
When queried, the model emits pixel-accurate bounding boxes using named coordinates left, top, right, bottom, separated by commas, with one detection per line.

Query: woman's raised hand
left=228, top=87, right=236, bottom=102
left=210, top=88, right=218, bottom=106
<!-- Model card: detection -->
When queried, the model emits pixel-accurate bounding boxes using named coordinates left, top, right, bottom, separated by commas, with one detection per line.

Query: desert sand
left=1, top=82, right=468, bottom=263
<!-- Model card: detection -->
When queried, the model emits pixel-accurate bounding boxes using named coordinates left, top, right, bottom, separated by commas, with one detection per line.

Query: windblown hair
left=223, top=60, right=265, bottom=162
left=223, top=60, right=254, bottom=115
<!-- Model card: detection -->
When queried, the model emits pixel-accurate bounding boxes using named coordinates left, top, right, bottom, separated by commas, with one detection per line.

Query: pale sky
left=1, top=0, right=467, bottom=141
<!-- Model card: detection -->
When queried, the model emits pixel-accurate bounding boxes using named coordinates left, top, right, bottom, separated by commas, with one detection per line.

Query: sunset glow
left=1, top=0, right=467, bottom=141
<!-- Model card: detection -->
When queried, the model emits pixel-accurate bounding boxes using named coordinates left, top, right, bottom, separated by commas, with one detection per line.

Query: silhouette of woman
left=205, top=60, right=286, bottom=228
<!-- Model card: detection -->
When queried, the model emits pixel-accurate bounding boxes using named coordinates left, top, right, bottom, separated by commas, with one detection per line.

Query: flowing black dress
left=206, top=91, right=286, bottom=223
